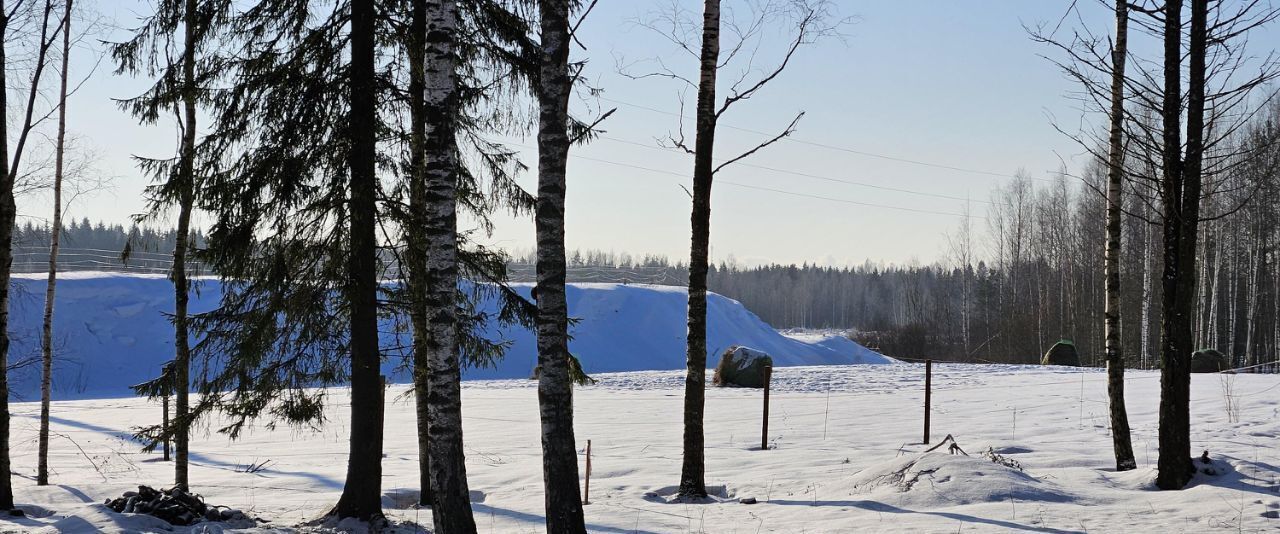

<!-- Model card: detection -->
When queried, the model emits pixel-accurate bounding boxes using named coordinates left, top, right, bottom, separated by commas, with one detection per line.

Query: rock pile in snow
left=104, top=485, right=256, bottom=527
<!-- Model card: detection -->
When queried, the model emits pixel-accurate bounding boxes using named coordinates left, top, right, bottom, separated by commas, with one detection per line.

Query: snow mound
left=7, top=274, right=892, bottom=399
left=840, top=452, right=1074, bottom=507
left=470, top=283, right=892, bottom=380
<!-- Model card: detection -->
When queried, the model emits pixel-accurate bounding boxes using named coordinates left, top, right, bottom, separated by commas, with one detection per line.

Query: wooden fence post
left=924, top=359, right=932, bottom=445
left=761, top=365, right=772, bottom=451
left=583, top=439, right=592, bottom=505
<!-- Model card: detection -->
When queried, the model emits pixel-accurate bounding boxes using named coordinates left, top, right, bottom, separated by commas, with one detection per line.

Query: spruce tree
left=112, top=0, right=225, bottom=490
left=166, top=0, right=395, bottom=520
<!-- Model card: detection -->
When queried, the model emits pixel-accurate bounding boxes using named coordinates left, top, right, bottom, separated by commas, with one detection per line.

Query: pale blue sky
left=23, top=0, right=1239, bottom=266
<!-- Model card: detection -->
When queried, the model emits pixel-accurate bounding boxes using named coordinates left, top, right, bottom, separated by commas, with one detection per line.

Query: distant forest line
left=14, top=196, right=1280, bottom=371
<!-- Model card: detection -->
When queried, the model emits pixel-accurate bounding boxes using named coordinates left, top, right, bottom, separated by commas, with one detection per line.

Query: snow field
left=2, top=363, right=1278, bottom=532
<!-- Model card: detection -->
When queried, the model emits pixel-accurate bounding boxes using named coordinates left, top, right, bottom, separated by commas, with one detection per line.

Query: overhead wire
left=508, top=142, right=986, bottom=219
left=595, top=95, right=1054, bottom=183
left=597, top=134, right=997, bottom=206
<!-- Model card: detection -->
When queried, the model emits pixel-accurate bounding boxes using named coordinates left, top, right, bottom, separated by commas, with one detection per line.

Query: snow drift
left=7, top=273, right=891, bottom=399
left=841, top=452, right=1075, bottom=507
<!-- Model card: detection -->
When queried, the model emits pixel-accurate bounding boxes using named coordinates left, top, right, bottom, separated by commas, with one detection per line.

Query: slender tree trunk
left=534, top=0, right=585, bottom=530
left=1246, top=221, right=1261, bottom=365
left=406, top=0, right=432, bottom=508
left=1203, top=222, right=1218, bottom=347
left=38, top=0, right=73, bottom=487
left=332, top=0, right=384, bottom=519
left=0, top=0, right=58, bottom=508
left=172, top=0, right=197, bottom=489
left=1103, top=0, right=1137, bottom=472
left=0, top=2, right=14, bottom=513
left=679, top=0, right=720, bottom=499
left=1272, top=240, right=1279, bottom=369
left=1141, top=218, right=1153, bottom=369
left=419, top=0, right=475, bottom=530
left=1231, top=240, right=1238, bottom=350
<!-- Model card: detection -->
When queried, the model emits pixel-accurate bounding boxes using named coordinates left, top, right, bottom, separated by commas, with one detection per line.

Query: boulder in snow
left=1040, top=339, right=1079, bottom=367
left=714, top=346, right=773, bottom=388
left=1191, top=349, right=1227, bottom=373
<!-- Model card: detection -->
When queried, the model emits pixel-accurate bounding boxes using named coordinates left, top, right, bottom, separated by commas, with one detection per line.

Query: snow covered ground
left=3, top=363, right=1279, bottom=533
left=6, top=273, right=890, bottom=399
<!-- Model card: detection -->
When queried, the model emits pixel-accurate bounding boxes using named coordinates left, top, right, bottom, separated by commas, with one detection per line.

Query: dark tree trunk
left=0, top=0, right=57, bottom=508
left=420, top=0, right=476, bottom=531
left=0, top=1, right=13, bottom=513
left=1156, top=0, right=1204, bottom=491
left=534, top=0, right=586, bottom=530
left=407, top=0, right=433, bottom=509
left=172, top=0, right=198, bottom=489
left=332, top=0, right=385, bottom=520
left=1103, top=0, right=1137, bottom=473
left=679, top=0, right=720, bottom=500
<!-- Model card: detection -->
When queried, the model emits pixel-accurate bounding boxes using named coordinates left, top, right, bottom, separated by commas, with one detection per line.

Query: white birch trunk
left=37, top=0, right=72, bottom=487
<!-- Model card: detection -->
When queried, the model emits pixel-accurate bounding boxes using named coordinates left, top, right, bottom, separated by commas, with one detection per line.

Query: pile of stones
left=104, top=485, right=255, bottom=526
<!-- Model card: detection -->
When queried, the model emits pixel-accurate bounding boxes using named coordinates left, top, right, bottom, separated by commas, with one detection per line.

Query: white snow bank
left=6, top=273, right=892, bottom=399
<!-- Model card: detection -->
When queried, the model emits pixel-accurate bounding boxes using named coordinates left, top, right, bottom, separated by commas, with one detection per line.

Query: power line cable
left=508, top=142, right=986, bottom=219
left=596, top=95, right=1053, bottom=182
left=597, top=134, right=996, bottom=206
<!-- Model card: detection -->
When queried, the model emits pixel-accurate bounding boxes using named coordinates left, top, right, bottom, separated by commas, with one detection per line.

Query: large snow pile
left=6, top=273, right=892, bottom=399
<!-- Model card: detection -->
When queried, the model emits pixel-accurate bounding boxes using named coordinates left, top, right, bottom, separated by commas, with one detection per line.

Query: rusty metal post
left=583, top=439, right=592, bottom=504
left=762, top=365, right=772, bottom=450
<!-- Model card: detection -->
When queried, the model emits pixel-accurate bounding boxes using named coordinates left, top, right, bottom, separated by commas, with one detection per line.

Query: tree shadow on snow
left=1186, top=456, right=1280, bottom=499
left=470, top=503, right=662, bottom=534
left=30, top=413, right=346, bottom=490
left=0, top=513, right=62, bottom=532
left=767, top=499, right=1083, bottom=534
left=56, top=485, right=95, bottom=504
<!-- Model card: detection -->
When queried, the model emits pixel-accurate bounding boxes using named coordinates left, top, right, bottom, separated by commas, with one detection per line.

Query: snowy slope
left=6, top=273, right=891, bottom=399
left=4, top=364, right=1279, bottom=532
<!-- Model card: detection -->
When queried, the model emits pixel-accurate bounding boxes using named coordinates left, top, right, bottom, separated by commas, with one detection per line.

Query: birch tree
left=0, top=0, right=63, bottom=509
left=1101, top=0, right=1136, bottom=473
left=411, top=0, right=476, bottom=529
left=37, top=0, right=72, bottom=487
left=397, top=0, right=536, bottom=516
left=532, top=0, right=589, bottom=528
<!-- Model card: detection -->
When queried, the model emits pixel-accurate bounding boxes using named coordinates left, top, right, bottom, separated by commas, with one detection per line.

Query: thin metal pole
left=924, top=359, right=932, bottom=445
left=584, top=439, right=592, bottom=504
left=762, top=365, right=772, bottom=450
